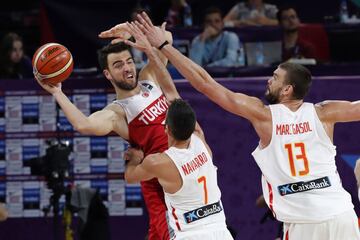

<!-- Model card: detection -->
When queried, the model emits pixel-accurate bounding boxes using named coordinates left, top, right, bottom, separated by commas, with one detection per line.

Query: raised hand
left=135, top=12, right=168, bottom=48
left=123, top=21, right=153, bottom=54
left=201, top=25, right=218, bottom=41
left=98, top=23, right=132, bottom=44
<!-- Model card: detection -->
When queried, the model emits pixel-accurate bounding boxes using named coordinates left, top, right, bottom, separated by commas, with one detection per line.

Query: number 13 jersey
left=252, top=103, right=353, bottom=223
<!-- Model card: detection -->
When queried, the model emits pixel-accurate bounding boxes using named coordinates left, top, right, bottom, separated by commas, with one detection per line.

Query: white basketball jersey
left=164, top=134, right=227, bottom=235
left=252, top=103, right=353, bottom=223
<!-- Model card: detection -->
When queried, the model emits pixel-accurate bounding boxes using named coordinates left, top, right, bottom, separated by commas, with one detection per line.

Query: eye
left=114, top=62, right=123, bottom=69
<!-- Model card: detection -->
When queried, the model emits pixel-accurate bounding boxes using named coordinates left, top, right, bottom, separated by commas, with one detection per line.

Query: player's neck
left=115, top=84, right=141, bottom=100
left=280, top=99, right=304, bottom=112
left=171, top=139, right=191, bottom=149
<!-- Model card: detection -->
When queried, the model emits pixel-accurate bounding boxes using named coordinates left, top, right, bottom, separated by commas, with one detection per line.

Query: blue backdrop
left=0, top=75, right=359, bottom=240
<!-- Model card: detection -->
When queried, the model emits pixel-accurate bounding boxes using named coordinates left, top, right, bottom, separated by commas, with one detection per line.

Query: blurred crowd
left=0, top=0, right=359, bottom=79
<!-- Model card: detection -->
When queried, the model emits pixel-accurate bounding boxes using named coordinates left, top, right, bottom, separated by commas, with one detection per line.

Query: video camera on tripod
left=28, top=139, right=72, bottom=193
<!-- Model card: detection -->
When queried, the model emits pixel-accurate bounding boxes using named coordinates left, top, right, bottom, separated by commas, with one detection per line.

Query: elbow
left=73, top=120, right=96, bottom=135
left=74, top=124, right=92, bottom=135
left=195, top=69, right=211, bottom=92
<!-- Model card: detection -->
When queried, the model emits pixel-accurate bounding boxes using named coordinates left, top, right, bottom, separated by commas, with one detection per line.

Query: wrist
left=146, top=47, right=158, bottom=58
left=158, top=40, right=169, bottom=50
left=52, top=90, right=63, bottom=98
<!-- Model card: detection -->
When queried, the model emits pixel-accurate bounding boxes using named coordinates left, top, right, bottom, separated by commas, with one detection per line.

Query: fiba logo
left=142, top=92, right=149, bottom=98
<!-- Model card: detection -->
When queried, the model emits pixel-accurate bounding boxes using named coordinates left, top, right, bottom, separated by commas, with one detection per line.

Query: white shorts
left=174, top=227, right=234, bottom=240
left=283, top=210, right=360, bottom=240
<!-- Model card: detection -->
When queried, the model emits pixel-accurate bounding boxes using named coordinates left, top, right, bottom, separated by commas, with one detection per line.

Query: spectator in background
left=165, top=0, right=192, bottom=27
left=0, top=32, right=33, bottom=79
left=224, top=0, right=278, bottom=27
left=190, top=7, right=244, bottom=67
left=277, top=6, right=316, bottom=61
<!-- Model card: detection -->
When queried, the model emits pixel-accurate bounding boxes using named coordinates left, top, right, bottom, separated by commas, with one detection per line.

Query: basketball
left=32, top=43, right=73, bottom=85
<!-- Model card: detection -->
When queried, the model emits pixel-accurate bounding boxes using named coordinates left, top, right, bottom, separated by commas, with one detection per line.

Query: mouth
left=125, top=72, right=134, bottom=81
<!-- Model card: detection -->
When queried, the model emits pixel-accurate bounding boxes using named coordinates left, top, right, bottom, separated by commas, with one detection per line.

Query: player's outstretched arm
left=98, top=22, right=173, bottom=66
left=124, top=21, right=180, bottom=101
left=35, top=76, right=116, bottom=136
left=316, top=100, right=360, bottom=123
left=136, top=12, right=268, bottom=122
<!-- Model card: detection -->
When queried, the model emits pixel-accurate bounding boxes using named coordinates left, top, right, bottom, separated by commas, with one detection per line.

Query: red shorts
left=141, top=178, right=170, bottom=240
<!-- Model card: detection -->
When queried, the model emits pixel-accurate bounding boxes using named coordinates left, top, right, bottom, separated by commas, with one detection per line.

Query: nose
left=123, top=63, right=131, bottom=72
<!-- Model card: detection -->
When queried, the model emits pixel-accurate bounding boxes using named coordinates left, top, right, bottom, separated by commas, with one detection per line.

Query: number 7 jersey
left=164, top=134, right=227, bottom=234
left=252, top=103, right=353, bottom=223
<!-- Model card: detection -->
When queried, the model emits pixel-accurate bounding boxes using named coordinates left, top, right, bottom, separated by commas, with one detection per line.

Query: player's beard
left=113, top=76, right=138, bottom=91
left=265, top=88, right=280, bottom=104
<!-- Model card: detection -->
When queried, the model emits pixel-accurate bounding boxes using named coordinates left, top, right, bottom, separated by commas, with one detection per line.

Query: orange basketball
left=32, top=43, right=73, bottom=85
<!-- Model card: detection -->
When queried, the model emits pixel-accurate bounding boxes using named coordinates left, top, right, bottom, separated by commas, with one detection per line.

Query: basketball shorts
left=141, top=178, right=170, bottom=240
left=173, top=227, right=234, bottom=240
left=283, top=209, right=360, bottom=240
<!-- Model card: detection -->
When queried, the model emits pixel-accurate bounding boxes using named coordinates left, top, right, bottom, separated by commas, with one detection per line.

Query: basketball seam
left=33, top=43, right=60, bottom=73
left=36, top=55, right=73, bottom=79
left=37, top=49, right=69, bottom=73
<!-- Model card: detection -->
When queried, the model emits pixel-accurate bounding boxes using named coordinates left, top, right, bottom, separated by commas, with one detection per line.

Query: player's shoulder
left=314, top=100, right=342, bottom=121
left=314, top=100, right=335, bottom=114
left=142, top=153, right=169, bottom=171
left=103, top=102, right=126, bottom=118
left=138, top=79, right=157, bottom=90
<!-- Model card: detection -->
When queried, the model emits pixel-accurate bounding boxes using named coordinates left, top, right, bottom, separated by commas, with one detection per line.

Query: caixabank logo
left=183, top=201, right=222, bottom=224
left=278, top=176, right=331, bottom=196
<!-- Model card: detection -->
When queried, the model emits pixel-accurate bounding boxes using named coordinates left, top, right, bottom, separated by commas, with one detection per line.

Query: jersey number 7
left=285, top=142, right=309, bottom=177
left=198, top=176, right=208, bottom=204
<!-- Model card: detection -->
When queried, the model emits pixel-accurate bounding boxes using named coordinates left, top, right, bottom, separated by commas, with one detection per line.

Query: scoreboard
left=0, top=88, right=143, bottom=217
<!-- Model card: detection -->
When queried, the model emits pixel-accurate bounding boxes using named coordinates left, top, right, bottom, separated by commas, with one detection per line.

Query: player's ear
left=283, top=84, right=293, bottom=96
left=164, top=124, right=169, bottom=134
left=103, top=69, right=112, bottom=81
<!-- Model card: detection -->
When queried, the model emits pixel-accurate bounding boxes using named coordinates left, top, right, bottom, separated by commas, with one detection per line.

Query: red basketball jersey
left=113, top=80, right=169, bottom=155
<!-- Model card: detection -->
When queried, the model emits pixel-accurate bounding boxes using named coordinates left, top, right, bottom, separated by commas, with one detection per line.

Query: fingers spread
left=136, top=14, right=151, bottom=32
left=141, top=12, right=154, bottom=27
left=134, top=20, right=148, bottom=34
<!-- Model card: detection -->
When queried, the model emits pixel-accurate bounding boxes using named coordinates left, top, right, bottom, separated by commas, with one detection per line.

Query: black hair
left=203, top=6, right=223, bottom=21
left=279, top=62, right=312, bottom=100
left=276, top=5, right=297, bottom=22
left=97, top=42, right=132, bottom=71
left=166, top=99, right=196, bottom=141
left=0, top=32, right=24, bottom=78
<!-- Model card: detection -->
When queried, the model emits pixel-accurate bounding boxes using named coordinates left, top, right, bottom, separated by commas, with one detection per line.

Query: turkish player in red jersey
left=35, top=22, right=179, bottom=240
